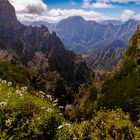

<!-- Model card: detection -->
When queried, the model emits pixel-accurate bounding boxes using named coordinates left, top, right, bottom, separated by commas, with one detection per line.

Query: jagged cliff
left=0, top=0, right=91, bottom=86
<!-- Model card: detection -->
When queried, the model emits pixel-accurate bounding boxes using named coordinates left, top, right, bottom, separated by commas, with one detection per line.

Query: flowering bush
left=0, top=82, right=64, bottom=140
left=0, top=80, right=140, bottom=140
left=56, top=110, right=140, bottom=140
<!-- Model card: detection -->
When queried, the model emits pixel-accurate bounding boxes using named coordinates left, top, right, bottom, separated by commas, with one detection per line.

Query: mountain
left=85, top=39, right=126, bottom=71
left=22, top=21, right=56, bottom=33
left=22, top=16, right=140, bottom=71
left=0, top=1, right=91, bottom=90
left=55, top=16, right=140, bottom=71
left=98, top=25, right=140, bottom=120
left=0, top=0, right=20, bottom=26
left=98, top=20, right=124, bottom=25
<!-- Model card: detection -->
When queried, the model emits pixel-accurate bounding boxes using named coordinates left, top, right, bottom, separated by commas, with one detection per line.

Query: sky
left=9, top=0, right=140, bottom=23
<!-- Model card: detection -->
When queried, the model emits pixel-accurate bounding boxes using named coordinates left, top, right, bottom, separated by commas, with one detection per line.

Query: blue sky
left=45, top=0, right=140, bottom=13
left=9, top=0, right=140, bottom=22
left=45, top=0, right=140, bottom=21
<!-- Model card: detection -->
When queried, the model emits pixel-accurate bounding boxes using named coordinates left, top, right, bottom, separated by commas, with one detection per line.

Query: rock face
left=55, top=16, right=140, bottom=71
left=23, top=21, right=56, bottom=33
left=0, top=0, right=91, bottom=85
left=0, top=0, right=21, bottom=26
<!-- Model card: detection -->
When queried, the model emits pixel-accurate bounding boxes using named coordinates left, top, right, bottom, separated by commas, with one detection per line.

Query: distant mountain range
left=98, top=20, right=124, bottom=25
left=24, top=16, right=140, bottom=71
left=55, top=16, right=140, bottom=71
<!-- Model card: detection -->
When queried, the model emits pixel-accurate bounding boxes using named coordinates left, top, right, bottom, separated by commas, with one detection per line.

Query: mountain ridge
left=0, top=0, right=91, bottom=87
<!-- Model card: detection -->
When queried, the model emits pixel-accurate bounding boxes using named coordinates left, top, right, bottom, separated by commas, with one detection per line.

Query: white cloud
left=91, top=2, right=114, bottom=8
left=96, top=0, right=140, bottom=4
left=133, top=14, right=140, bottom=21
left=8, top=0, right=140, bottom=23
left=111, top=0, right=140, bottom=4
left=9, top=0, right=47, bottom=15
left=120, top=9, right=140, bottom=21
left=47, top=9, right=113, bottom=22
left=120, top=9, right=135, bottom=21
left=8, top=0, right=114, bottom=22
left=82, top=0, right=140, bottom=9
left=82, top=0, right=114, bottom=8
left=16, top=8, right=114, bottom=23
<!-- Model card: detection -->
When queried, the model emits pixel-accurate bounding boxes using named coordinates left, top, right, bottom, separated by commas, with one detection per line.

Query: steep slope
left=85, top=39, right=126, bottom=71
left=0, top=0, right=20, bottom=26
left=98, top=25, right=140, bottom=120
left=0, top=0, right=90, bottom=87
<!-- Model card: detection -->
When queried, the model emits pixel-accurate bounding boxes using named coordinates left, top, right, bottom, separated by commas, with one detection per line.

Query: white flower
left=65, top=123, right=71, bottom=127
left=2, top=80, right=7, bottom=84
left=58, top=125, right=63, bottom=129
left=0, top=101, right=7, bottom=107
left=59, top=106, right=64, bottom=109
left=41, top=95, right=44, bottom=98
left=37, top=117, right=41, bottom=120
left=19, top=93, right=23, bottom=97
left=39, top=90, right=44, bottom=94
left=46, top=95, right=51, bottom=98
left=21, top=86, right=28, bottom=91
left=7, top=82, right=12, bottom=86
left=41, top=106, right=45, bottom=110
left=16, top=90, right=22, bottom=95
left=5, top=119, right=12, bottom=124
left=53, top=103, right=57, bottom=106
left=59, top=113, right=63, bottom=116
left=53, top=98, right=58, bottom=103
left=46, top=95, right=52, bottom=100
left=47, top=108, right=52, bottom=112
left=5, top=119, right=12, bottom=126
left=101, top=121, right=104, bottom=125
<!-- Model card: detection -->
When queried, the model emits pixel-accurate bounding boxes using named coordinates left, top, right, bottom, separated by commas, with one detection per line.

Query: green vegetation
left=0, top=61, right=37, bottom=90
left=0, top=62, right=75, bottom=106
left=1, top=81, right=140, bottom=140
left=0, top=81, right=64, bottom=140
left=98, top=25, right=140, bottom=121
left=56, top=109, right=140, bottom=140
left=1, top=20, right=140, bottom=139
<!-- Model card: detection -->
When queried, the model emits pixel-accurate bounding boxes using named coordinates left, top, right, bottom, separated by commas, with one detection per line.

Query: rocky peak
left=0, top=0, right=91, bottom=86
left=0, top=0, right=20, bottom=26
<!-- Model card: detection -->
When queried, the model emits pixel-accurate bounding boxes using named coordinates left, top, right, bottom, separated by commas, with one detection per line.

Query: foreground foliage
left=56, top=110, right=140, bottom=140
left=0, top=82, right=64, bottom=140
left=0, top=81, right=140, bottom=140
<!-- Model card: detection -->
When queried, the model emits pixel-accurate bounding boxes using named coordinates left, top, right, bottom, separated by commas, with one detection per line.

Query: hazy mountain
left=98, top=20, right=124, bottom=25
left=55, top=16, right=140, bottom=71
